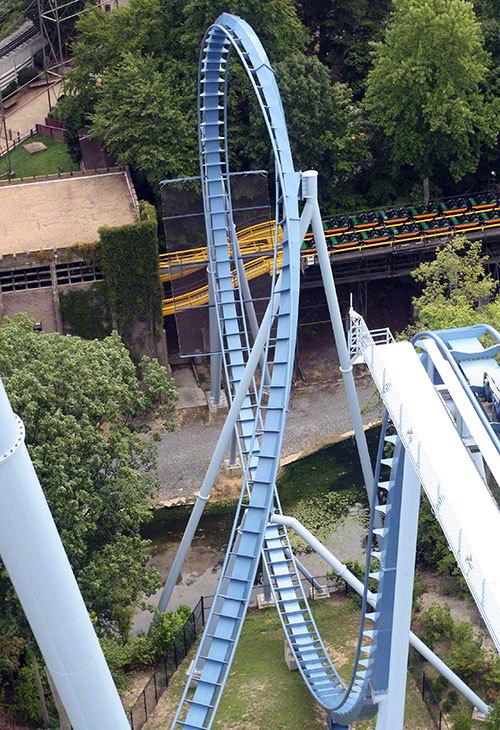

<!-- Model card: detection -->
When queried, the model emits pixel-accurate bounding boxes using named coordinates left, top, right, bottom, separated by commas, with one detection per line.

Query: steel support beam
left=0, top=380, right=130, bottom=730
left=301, top=171, right=376, bottom=510
left=156, top=278, right=282, bottom=614
left=375, top=456, right=421, bottom=730
left=270, top=513, right=489, bottom=717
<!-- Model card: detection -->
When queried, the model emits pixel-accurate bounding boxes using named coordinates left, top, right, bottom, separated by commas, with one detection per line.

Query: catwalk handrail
left=351, top=311, right=500, bottom=653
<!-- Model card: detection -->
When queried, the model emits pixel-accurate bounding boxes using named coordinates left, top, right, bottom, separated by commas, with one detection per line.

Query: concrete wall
left=1, top=285, right=58, bottom=331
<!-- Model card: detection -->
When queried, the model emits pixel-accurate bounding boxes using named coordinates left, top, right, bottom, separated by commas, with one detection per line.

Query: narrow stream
left=134, top=426, right=380, bottom=632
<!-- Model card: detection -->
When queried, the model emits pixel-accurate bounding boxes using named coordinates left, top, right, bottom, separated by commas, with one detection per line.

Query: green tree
left=484, top=696, right=500, bottom=729
left=297, top=0, right=393, bottom=96
left=245, top=54, right=371, bottom=210
left=0, top=316, right=177, bottom=636
left=178, top=0, right=308, bottom=65
left=56, top=0, right=310, bottom=194
left=365, top=0, right=500, bottom=203
left=90, top=53, right=197, bottom=189
left=403, top=236, right=497, bottom=335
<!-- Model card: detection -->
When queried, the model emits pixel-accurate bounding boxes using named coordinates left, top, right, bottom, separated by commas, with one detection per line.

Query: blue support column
left=375, top=454, right=421, bottom=729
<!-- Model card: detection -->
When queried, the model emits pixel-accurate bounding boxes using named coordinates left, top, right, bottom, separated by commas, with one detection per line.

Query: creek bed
left=134, top=426, right=380, bottom=633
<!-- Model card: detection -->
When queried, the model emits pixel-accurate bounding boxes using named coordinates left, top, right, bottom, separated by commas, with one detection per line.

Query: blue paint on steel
left=170, top=14, right=300, bottom=729
left=412, top=328, right=500, bottom=455
left=171, top=15, right=403, bottom=729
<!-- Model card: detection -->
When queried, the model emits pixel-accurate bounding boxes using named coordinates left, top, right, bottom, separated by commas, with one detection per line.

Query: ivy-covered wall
left=59, top=281, right=112, bottom=340
left=97, top=202, right=165, bottom=362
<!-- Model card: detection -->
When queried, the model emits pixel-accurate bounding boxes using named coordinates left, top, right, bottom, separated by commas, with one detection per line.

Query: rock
left=23, top=142, right=48, bottom=154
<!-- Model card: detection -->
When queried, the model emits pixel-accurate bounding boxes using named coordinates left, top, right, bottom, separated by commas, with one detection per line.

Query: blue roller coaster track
left=169, top=14, right=403, bottom=730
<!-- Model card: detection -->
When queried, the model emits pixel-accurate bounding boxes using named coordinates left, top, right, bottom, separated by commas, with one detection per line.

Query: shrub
left=1, top=80, right=17, bottom=99
left=33, top=49, right=44, bottom=69
left=452, top=705, right=473, bottom=730
left=484, top=697, right=500, bottom=729
left=14, top=664, right=43, bottom=724
left=432, top=674, right=449, bottom=702
left=17, top=67, right=39, bottom=86
left=421, top=602, right=453, bottom=650
left=448, top=620, right=487, bottom=685
left=150, top=605, right=191, bottom=657
left=485, top=657, right=500, bottom=702
left=100, top=605, right=192, bottom=687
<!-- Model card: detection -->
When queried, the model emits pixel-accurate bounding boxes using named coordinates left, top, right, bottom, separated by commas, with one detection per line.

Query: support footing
left=473, top=707, right=487, bottom=722
left=326, top=714, right=348, bottom=730
left=284, top=640, right=298, bottom=671
left=205, top=391, right=228, bottom=420
left=256, top=593, right=275, bottom=610
left=309, top=584, right=329, bottom=600
left=223, top=458, right=243, bottom=476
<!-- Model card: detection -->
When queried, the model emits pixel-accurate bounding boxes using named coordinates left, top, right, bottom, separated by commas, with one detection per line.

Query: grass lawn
left=0, top=134, right=79, bottom=179
left=141, top=597, right=434, bottom=730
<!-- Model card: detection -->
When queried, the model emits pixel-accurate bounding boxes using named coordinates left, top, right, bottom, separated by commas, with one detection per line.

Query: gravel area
left=155, top=366, right=380, bottom=505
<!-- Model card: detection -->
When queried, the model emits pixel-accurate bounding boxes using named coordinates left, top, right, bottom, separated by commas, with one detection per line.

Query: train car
left=379, top=208, right=409, bottom=225
left=480, top=210, right=500, bottom=226
left=450, top=213, right=482, bottom=231
left=418, top=218, right=451, bottom=234
left=409, top=203, right=439, bottom=220
left=349, top=212, right=378, bottom=230
left=470, top=193, right=497, bottom=212
left=391, top=223, right=421, bottom=240
left=439, top=197, right=468, bottom=215
left=483, top=371, right=500, bottom=421
left=331, top=232, right=360, bottom=250
left=324, top=216, right=350, bottom=234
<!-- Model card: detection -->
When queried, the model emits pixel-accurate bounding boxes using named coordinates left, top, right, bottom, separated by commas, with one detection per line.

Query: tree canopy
left=403, top=236, right=499, bottom=335
left=365, top=0, right=500, bottom=203
left=0, top=316, right=177, bottom=637
left=244, top=54, right=372, bottom=210
left=297, top=0, right=392, bottom=96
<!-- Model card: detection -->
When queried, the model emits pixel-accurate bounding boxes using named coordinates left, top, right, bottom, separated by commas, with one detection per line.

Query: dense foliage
left=0, top=316, right=176, bottom=637
left=365, top=0, right=500, bottom=203
left=401, top=235, right=500, bottom=337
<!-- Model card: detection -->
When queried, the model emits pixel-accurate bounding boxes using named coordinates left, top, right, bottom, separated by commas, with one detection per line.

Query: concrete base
left=205, top=390, right=229, bottom=421
left=223, top=457, right=243, bottom=477
left=472, top=707, right=487, bottom=722
left=257, top=593, right=275, bottom=610
left=284, top=640, right=298, bottom=671
left=174, top=368, right=207, bottom=410
left=186, top=659, right=202, bottom=688
left=309, top=584, right=330, bottom=601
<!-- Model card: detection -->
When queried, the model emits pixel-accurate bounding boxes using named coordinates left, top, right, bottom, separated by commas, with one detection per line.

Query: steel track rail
left=170, top=14, right=400, bottom=729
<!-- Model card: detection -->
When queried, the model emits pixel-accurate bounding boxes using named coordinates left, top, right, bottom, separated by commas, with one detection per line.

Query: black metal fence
left=125, top=575, right=341, bottom=729
left=126, top=578, right=446, bottom=730
left=127, top=595, right=213, bottom=730
left=408, top=646, right=451, bottom=730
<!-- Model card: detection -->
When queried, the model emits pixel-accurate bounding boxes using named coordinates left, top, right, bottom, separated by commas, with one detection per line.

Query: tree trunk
left=423, top=148, right=430, bottom=205
left=32, top=657, right=50, bottom=729
left=423, top=175, right=430, bottom=205
left=45, top=665, right=72, bottom=730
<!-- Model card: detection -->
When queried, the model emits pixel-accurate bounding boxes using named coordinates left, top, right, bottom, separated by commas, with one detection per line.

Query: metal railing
left=408, top=647, right=451, bottom=730
left=350, top=309, right=500, bottom=653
